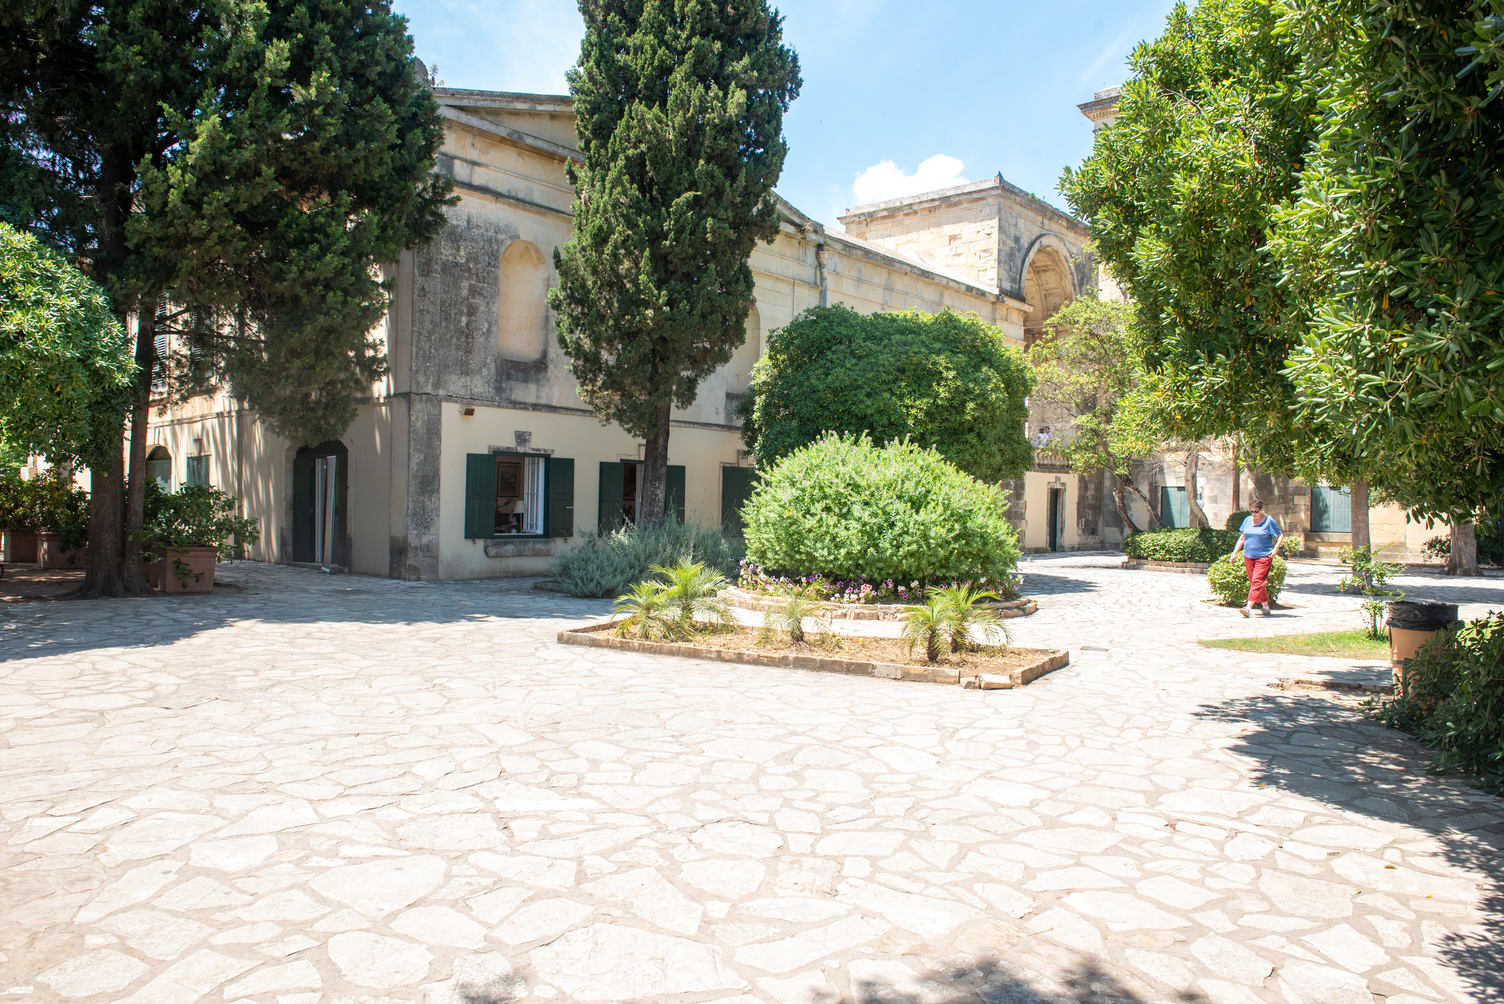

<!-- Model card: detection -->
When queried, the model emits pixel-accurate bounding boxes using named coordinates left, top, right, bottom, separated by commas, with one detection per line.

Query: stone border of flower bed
left=1120, top=559, right=1212, bottom=574
left=720, top=586, right=1038, bottom=622
left=556, top=621, right=1068, bottom=690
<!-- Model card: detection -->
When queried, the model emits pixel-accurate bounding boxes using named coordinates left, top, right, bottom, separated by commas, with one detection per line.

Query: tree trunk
left=1121, top=474, right=1161, bottom=529
left=121, top=312, right=157, bottom=594
left=1113, top=476, right=1141, bottom=535
left=74, top=446, right=127, bottom=598
left=1185, top=443, right=1210, bottom=528
left=1350, top=479, right=1371, bottom=551
left=638, top=401, right=672, bottom=530
left=1446, top=521, right=1479, bottom=576
left=1231, top=434, right=1241, bottom=512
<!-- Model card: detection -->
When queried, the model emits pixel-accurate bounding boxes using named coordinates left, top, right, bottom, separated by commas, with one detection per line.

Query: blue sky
left=393, top=0, right=1180, bottom=230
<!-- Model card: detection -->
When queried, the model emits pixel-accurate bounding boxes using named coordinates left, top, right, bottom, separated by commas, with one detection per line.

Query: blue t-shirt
left=1240, top=514, right=1283, bottom=558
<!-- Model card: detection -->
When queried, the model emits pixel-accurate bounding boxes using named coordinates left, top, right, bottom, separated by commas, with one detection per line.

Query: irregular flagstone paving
left=0, top=554, right=1500, bottom=1004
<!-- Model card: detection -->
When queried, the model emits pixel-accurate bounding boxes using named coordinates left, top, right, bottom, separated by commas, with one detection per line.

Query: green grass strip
left=1199, top=630, right=1391, bottom=660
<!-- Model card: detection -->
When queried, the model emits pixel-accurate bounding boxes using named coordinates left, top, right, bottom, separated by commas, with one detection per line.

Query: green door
left=1312, top=485, right=1352, bottom=532
left=721, top=466, right=756, bottom=539
left=1159, top=486, right=1191, bottom=528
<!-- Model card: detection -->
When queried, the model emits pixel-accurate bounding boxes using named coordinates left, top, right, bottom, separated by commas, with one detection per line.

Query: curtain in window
left=523, top=456, right=545, bottom=534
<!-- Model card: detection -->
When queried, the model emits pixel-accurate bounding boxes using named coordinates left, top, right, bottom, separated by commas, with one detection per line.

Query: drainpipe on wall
left=814, top=242, right=828, bottom=307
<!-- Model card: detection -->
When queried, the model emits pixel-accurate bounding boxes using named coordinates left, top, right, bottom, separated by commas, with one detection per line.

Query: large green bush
left=1123, top=527, right=1243, bottom=562
left=551, top=516, right=738, bottom=599
left=0, top=470, right=89, bottom=548
left=743, top=433, right=1020, bottom=585
left=1373, top=613, right=1504, bottom=793
left=142, top=481, right=260, bottom=561
left=738, top=305, right=1033, bottom=482
left=1207, top=552, right=1287, bottom=605
left=1225, top=510, right=1251, bottom=530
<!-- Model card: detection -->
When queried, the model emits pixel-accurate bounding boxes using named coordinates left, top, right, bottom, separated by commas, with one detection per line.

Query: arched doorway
left=1022, top=244, right=1074, bottom=349
left=293, top=441, right=348, bottom=567
left=146, top=446, right=172, bottom=491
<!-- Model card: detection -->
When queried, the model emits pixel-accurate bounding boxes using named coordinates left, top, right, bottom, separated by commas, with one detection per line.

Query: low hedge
left=1122, top=527, right=1242, bottom=563
left=1373, top=613, right=1504, bottom=793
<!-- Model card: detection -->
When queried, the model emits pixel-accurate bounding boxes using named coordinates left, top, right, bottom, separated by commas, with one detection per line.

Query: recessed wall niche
left=497, top=239, right=550, bottom=361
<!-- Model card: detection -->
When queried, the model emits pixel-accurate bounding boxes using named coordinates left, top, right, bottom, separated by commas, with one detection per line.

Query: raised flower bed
left=722, top=585, right=1036, bottom=622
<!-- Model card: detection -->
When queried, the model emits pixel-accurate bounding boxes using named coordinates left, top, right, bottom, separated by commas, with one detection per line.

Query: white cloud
left=851, top=154, right=969, bottom=206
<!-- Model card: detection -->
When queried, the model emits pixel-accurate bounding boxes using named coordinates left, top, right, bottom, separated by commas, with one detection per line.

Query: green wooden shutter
left=598, top=461, right=624, bottom=532
left=667, top=465, right=686, bottom=523
left=292, top=453, right=313, bottom=562
left=721, top=466, right=756, bottom=538
left=464, top=453, right=495, bottom=538
left=547, top=457, right=574, bottom=537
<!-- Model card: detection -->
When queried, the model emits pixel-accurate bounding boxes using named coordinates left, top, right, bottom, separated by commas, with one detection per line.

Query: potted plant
left=0, top=473, right=41, bottom=563
left=141, top=482, right=259, bottom=593
left=35, top=474, right=90, bottom=569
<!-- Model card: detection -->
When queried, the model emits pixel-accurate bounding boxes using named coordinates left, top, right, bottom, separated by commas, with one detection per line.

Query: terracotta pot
left=2, top=530, right=39, bottom=563
left=37, top=532, right=86, bottom=570
left=159, top=546, right=218, bottom=594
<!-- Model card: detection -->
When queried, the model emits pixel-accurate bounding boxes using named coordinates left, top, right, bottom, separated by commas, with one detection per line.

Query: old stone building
left=142, top=82, right=1130, bottom=579
left=137, top=80, right=1432, bottom=579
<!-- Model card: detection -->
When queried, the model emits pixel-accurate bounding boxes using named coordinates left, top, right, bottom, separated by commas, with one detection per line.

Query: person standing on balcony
left=1033, top=427, right=1052, bottom=449
left=1231, top=499, right=1282, bottom=617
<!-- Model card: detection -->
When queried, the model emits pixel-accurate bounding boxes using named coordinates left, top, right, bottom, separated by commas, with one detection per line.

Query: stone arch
left=727, top=304, right=760, bottom=394
left=145, top=444, right=172, bottom=490
left=497, top=239, right=550, bottom=361
left=1020, top=234, right=1076, bottom=348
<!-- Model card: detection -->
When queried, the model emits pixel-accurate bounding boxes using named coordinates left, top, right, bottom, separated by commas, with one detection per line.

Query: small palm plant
left=761, top=583, right=820, bottom=645
left=934, top=584, right=1011, bottom=653
left=654, top=560, right=734, bottom=635
left=612, top=579, right=684, bottom=640
left=901, top=595, right=956, bottom=663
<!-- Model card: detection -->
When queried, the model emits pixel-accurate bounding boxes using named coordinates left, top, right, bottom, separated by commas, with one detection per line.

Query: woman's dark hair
left=1249, top=498, right=1265, bottom=510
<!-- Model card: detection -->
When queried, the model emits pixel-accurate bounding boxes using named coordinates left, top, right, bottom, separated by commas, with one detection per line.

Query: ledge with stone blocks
left=1120, top=558, right=1212, bottom=574
left=557, top=621, right=1068, bottom=689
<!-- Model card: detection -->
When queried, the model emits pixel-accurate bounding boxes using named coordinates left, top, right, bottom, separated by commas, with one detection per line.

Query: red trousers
left=1245, top=555, right=1273, bottom=605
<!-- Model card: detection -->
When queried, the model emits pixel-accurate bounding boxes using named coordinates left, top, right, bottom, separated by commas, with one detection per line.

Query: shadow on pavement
left=847, top=953, right=1203, bottom=1003
left=1198, top=693, right=1504, bottom=1002
left=0, top=563, right=613, bottom=659
left=1016, top=572, right=1101, bottom=597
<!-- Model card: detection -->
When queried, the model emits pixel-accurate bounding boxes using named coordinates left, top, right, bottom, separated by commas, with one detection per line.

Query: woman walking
left=1231, top=499, right=1282, bottom=617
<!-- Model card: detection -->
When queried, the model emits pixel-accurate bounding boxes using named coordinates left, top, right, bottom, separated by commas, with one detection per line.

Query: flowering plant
left=737, top=559, right=1019, bottom=604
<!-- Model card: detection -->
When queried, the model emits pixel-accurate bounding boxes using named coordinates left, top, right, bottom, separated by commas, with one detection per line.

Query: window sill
left=482, top=537, right=557, bottom=559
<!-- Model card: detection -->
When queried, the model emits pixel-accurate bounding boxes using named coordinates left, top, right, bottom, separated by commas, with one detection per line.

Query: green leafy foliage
left=901, top=596, right=950, bottom=663
left=742, top=433, right=1021, bottom=586
left=142, top=481, right=260, bottom=561
left=1372, top=613, right=1504, bottom=793
left=759, top=583, right=821, bottom=645
left=551, top=516, right=738, bottom=599
left=1225, top=510, right=1251, bottom=531
left=934, top=584, right=1011, bottom=654
left=740, top=305, right=1033, bottom=482
left=1423, top=521, right=1504, bottom=566
left=1122, top=527, right=1243, bottom=562
left=0, top=223, right=135, bottom=468
left=1059, top=0, right=1314, bottom=472
left=0, top=470, right=88, bottom=548
left=1207, top=551, right=1287, bottom=606
left=1028, top=297, right=1165, bottom=528
left=1272, top=0, right=1504, bottom=521
left=654, top=560, right=734, bottom=635
left=612, top=579, right=685, bottom=641
left=1338, top=545, right=1404, bottom=638
left=550, top=0, right=801, bottom=515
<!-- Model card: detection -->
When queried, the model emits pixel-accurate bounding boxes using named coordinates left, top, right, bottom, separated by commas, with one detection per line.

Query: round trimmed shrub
left=742, top=433, right=1020, bottom=585
left=1226, top=509, right=1252, bottom=530
left=1208, top=552, right=1287, bottom=606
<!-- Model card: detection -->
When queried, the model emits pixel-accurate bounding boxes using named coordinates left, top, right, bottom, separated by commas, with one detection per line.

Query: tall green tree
left=739, top=304, right=1034, bottom=482
left=1272, top=0, right=1504, bottom=572
left=1028, top=297, right=1167, bottom=532
left=550, top=0, right=801, bottom=526
left=0, top=222, right=136, bottom=471
left=0, top=0, right=452, bottom=596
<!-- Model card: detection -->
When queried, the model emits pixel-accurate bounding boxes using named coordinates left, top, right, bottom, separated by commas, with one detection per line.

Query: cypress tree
left=0, top=1, right=453, bottom=596
left=551, top=0, right=801, bottom=525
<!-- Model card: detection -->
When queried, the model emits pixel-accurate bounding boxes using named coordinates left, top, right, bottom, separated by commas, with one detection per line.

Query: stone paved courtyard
left=1, top=554, right=1501, bottom=1004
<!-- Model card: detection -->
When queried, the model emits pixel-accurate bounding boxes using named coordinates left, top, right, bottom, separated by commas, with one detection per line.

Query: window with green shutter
left=467, top=452, right=574, bottom=540
left=599, top=461, right=685, bottom=531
